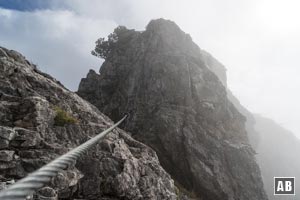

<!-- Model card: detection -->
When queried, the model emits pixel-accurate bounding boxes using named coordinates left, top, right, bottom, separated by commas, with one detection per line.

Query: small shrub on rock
left=54, top=107, right=77, bottom=126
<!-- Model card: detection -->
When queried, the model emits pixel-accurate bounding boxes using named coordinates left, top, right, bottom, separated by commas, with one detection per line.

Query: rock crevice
left=0, top=46, right=179, bottom=200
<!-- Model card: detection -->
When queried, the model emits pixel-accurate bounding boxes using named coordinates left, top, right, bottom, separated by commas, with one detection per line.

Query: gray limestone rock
left=0, top=150, right=14, bottom=162
left=0, top=46, right=179, bottom=200
left=78, top=18, right=268, bottom=200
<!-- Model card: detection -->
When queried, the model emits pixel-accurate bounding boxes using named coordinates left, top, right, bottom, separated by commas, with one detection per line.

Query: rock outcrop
left=78, top=19, right=268, bottom=200
left=0, top=46, right=180, bottom=200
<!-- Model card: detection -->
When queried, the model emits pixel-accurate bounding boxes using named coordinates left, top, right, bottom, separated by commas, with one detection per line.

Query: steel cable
left=0, top=116, right=127, bottom=200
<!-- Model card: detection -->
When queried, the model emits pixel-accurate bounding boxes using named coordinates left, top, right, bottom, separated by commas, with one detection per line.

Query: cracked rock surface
left=0, top=46, right=179, bottom=200
left=78, top=19, right=268, bottom=200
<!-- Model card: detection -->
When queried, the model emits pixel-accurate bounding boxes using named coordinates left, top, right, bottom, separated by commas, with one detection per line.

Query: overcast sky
left=0, top=0, right=299, bottom=138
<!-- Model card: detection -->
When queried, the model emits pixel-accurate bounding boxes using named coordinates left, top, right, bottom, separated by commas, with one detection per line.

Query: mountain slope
left=200, top=42, right=300, bottom=200
left=78, top=19, right=268, bottom=200
left=0, top=46, right=179, bottom=200
left=253, top=114, right=300, bottom=199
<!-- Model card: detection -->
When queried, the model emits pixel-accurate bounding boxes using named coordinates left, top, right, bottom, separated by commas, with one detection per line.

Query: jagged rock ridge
left=78, top=18, right=268, bottom=200
left=0, top=46, right=181, bottom=200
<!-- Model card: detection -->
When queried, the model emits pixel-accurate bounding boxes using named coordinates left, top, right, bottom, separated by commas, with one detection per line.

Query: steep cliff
left=0, top=46, right=180, bottom=200
left=227, top=98, right=300, bottom=200
left=78, top=19, right=267, bottom=200
left=253, top=115, right=300, bottom=200
left=196, top=38, right=300, bottom=200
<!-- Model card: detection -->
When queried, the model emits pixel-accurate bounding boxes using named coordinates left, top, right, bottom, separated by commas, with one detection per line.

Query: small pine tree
left=91, top=26, right=128, bottom=59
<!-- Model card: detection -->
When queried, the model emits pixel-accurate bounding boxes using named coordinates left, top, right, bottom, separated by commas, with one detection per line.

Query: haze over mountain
left=253, top=114, right=300, bottom=199
left=1, top=1, right=300, bottom=199
left=78, top=19, right=300, bottom=199
left=209, top=52, right=300, bottom=200
left=78, top=19, right=268, bottom=200
left=0, top=0, right=300, bottom=139
left=1, top=13, right=300, bottom=199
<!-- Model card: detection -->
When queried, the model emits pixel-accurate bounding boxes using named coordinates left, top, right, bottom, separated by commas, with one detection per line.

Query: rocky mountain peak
left=145, top=18, right=187, bottom=39
left=78, top=19, right=267, bottom=200
left=146, top=18, right=179, bottom=30
left=145, top=19, right=228, bottom=87
left=142, top=19, right=199, bottom=56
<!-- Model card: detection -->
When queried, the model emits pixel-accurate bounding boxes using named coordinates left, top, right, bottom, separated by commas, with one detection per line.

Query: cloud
left=0, top=8, right=117, bottom=90
left=0, top=0, right=300, bottom=139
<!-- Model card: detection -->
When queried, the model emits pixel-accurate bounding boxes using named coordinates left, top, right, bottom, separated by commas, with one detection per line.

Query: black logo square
left=274, top=177, right=295, bottom=195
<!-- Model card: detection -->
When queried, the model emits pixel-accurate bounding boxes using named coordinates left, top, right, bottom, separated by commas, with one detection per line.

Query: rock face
left=252, top=115, right=300, bottom=200
left=0, top=46, right=179, bottom=200
left=78, top=19, right=268, bottom=200
left=228, top=97, right=300, bottom=200
left=199, top=40, right=300, bottom=200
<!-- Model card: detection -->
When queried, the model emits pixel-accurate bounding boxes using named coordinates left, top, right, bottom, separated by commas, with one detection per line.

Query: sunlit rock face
left=78, top=18, right=268, bottom=200
left=0, top=46, right=179, bottom=200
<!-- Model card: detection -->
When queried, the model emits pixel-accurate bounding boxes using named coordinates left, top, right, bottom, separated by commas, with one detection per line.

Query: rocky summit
left=78, top=19, right=268, bottom=200
left=0, top=46, right=181, bottom=200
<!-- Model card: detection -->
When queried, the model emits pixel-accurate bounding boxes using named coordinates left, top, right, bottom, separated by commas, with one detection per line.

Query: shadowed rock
left=78, top=18, right=268, bottom=200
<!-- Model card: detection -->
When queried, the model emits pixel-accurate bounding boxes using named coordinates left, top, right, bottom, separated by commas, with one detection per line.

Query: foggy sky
left=0, top=0, right=299, bottom=139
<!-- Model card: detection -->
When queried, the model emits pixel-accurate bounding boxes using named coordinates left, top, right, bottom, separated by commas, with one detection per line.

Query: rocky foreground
left=0, top=47, right=182, bottom=200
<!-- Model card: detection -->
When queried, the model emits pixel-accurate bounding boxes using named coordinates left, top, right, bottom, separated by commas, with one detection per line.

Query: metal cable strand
left=0, top=116, right=127, bottom=200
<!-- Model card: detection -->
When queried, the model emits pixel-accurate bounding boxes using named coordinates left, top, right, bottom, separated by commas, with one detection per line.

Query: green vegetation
left=91, top=26, right=127, bottom=59
left=54, top=107, right=77, bottom=126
